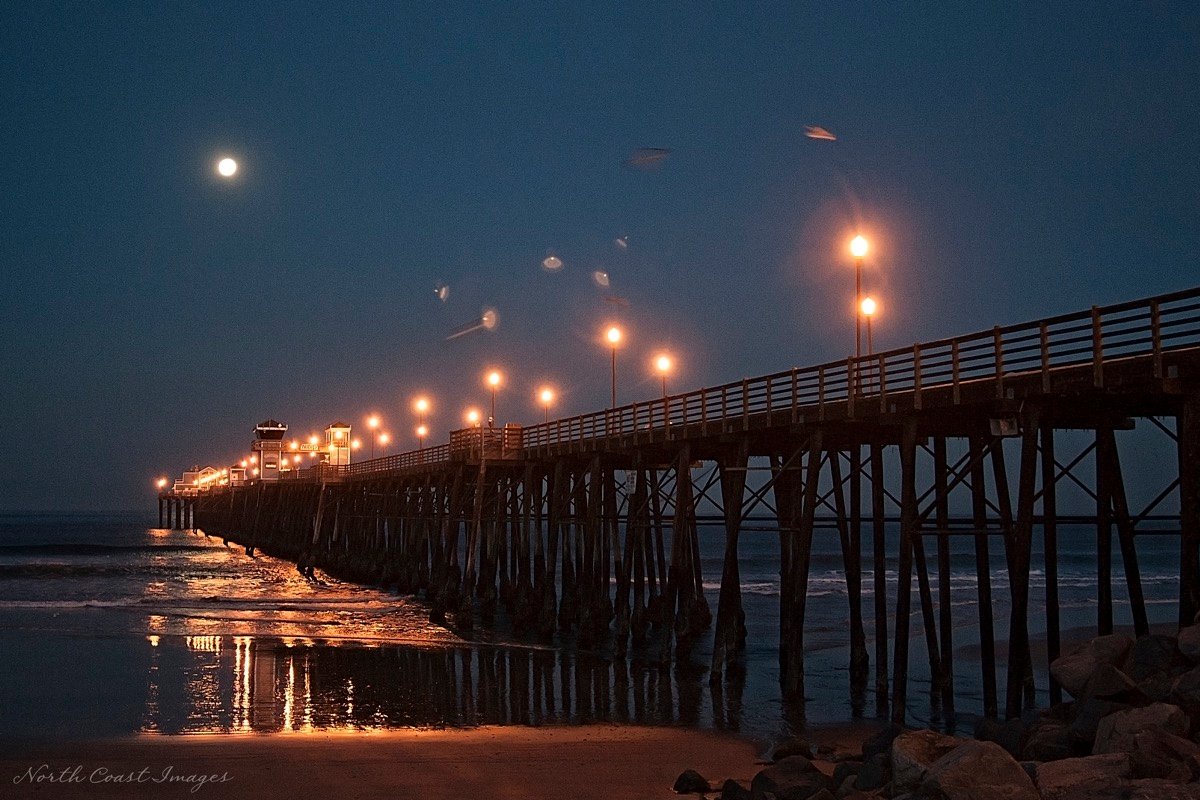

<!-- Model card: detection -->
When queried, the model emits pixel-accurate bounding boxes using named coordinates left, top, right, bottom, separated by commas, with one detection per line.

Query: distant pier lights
left=252, top=419, right=289, bottom=481
left=325, top=421, right=353, bottom=467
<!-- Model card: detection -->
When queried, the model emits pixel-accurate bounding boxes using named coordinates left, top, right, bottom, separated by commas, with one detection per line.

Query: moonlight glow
left=217, top=157, right=238, bottom=177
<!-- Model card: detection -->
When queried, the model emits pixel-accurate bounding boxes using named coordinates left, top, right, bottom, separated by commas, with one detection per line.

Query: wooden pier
left=181, top=286, right=1200, bottom=724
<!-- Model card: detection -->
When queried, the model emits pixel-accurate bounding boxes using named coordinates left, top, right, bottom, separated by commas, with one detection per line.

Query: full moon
left=217, top=157, right=238, bottom=177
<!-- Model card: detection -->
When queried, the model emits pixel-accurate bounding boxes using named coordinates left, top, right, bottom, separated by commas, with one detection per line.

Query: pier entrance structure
left=186, top=286, right=1200, bottom=724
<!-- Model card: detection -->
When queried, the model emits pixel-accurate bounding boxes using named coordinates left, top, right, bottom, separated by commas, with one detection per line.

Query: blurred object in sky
left=614, top=236, right=628, bottom=251
left=542, top=254, right=563, bottom=272
left=592, top=270, right=610, bottom=288
left=625, top=147, right=671, bottom=170
left=804, top=125, right=837, bottom=141
left=604, top=295, right=630, bottom=308
left=445, top=307, right=500, bottom=340
left=434, top=282, right=450, bottom=302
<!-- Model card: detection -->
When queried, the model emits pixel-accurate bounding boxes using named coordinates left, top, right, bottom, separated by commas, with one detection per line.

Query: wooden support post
left=892, top=419, right=918, bottom=724
left=711, top=440, right=749, bottom=682
left=1096, top=427, right=1114, bottom=636
left=1099, top=426, right=1149, bottom=637
left=829, top=450, right=868, bottom=697
left=933, top=437, right=955, bottom=718
left=870, top=442, right=889, bottom=715
left=971, top=436, right=998, bottom=718
left=1040, top=420, right=1062, bottom=705
left=785, top=431, right=823, bottom=700
left=1005, top=407, right=1040, bottom=719
left=1181, top=395, right=1200, bottom=626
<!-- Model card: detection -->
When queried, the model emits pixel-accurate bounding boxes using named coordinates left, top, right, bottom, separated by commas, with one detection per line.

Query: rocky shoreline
left=672, top=624, right=1200, bottom=799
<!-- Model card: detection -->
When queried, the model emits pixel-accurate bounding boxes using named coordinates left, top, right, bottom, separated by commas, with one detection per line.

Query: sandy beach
left=2, top=726, right=764, bottom=800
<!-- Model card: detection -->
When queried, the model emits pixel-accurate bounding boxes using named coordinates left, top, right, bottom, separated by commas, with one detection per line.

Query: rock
left=807, top=791, right=836, bottom=800
left=975, top=716, right=1027, bottom=758
left=855, top=753, right=889, bottom=791
left=918, top=740, right=1039, bottom=800
left=1021, top=718, right=1073, bottom=761
left=1050, top=634, right=1135, bottom=699
left=1067, top=697, right=1130, bottom=750
left=1170, top=666, right=1200, bottom=733
left=1180, top=624, right=1200, bottom=663
left=1084, top=663, right=1146, bottom=702
left=1035, top=753, right=1132, bottom=800
left=862, top=723, right=903, bottom=760
left=891, top=729, right=963, bottom=793
left=673, top=769, right=711, bottom=794
left=831, top=762, right=860, bottom=788
left=1122, top=779, right=1200, bottom=799
left=772, top=737, right=815, bottom=762
left=1127, top=728, right=1200, bottom=781
left=721, top=778, right=752, bottom=800
left=1127, top=634, right=1188, bottom=680
left=834, top=775, right=857, bottom=798
left=1094, top=702, right=1189, bottom=754
left=751, top=755, right=830, bottom=800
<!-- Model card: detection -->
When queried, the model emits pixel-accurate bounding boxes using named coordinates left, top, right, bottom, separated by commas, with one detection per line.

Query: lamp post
left=486, top=370, right=502, bottom=426
left=366, top=415, right=380, bottom=459
left=850, top=235, right=869, bottom=361
left=538, top=386, right=555, bottom=424
left=606, top=326, right=622, bottom=408
left=654, top=353, right=673, bottom=398
left=860, top=296, right=878, bottom=356
left=416, top=424, right=428, bottom=450
left=378, top=431, right=390, bottom=455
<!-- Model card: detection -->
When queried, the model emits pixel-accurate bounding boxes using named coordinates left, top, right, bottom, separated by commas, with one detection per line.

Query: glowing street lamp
left=155, top=477, right=168, bottom=491
left=366, top=415, right=380, bottom=458
left=860, top=296, right=878, bottom=356
left=465, top=408, right=481, bottom=427
left=654, top=353, right=673, bottom=398
left=849, top=234, right=869, bottom=360
left=485, top=370, right=503, bottom=425
left=378, top=431, right=390, bottom=454
left=605, top=326, right=623, bottom=408
left=416, top=423, right=428, bottom=449
left=537, top=386, right=556, bottom=424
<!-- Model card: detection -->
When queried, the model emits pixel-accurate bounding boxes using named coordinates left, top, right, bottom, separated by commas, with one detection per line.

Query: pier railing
left=315, top=285, right=1200, bottom=477
left=519, top=285, right=1200, bottom=448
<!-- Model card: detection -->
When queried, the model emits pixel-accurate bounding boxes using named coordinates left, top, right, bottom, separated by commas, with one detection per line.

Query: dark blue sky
left=2, top=3, right=1198, bottom=511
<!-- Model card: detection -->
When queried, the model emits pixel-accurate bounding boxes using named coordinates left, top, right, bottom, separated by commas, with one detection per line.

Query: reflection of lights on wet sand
left=148, top=634, right=160, bottom=647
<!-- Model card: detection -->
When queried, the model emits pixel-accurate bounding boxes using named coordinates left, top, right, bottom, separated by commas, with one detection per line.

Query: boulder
left=862, top=723, right=903, bottom=760
left=1094, top=702, right=1189, bottom=754
left=1127, top=728, right=1200, bottom=781
left=1084, top=663, right=1146, bottom=702
left=1067, top=697, right=1130, bottom=750
left=917, top=740, right=1039, bottom=800
left=1021, top=718, right=1072, bottom=761
left=1122, top=779, right=1200, bottom=799
left=830, top=762, right=860, bottom=788
left=975, top=716, right=1027, bottom=758
left=855, top=753, right=889, bottom=791
left=751, top=755, right=831, bottom=800
left=1170, top=666, right=1200, bottom=732
left=721, top=778, right=752, bottom=800
left=891, top=729, right=964, bottom=793
left=1127, top=634, right=1188, bottom=680
left=1050, top=634, right=1134, bottom=699
left=1179, top=624, right=1200, bottom=664
left=1035, top=753, right=1132, bottom=800
left=674, top=769, right=711, bottom=793
left=772, top=737, right=815, bottom=762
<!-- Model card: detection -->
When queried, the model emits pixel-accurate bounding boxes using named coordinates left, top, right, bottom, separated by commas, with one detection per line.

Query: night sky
left=2, top=4, right=1198, bottom=512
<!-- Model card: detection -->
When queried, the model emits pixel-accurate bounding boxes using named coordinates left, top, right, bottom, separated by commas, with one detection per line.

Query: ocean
left=0, top=511, right=1182, bottom=742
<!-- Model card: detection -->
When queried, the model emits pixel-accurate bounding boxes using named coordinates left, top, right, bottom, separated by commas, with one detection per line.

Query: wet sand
left=1, top=726, right=762, bottom=800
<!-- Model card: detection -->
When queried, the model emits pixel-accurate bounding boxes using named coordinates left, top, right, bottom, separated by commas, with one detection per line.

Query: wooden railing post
left=993, top=325, right=1005, bottom=399
left=742, top=378, right=750, bottom=430
left=1092, top=305, right=1104, bottom=388
left=847, top=357, right=856, bottom=419
left=701, top=388, right=708, bottom=434
left=1040, top=321, right=1050, bottom=393
left=1151, top=300, right=1163, bottom=379
left=817, top=365, right=825, bottom=421
left=952, top=340, right=961, bottom=405
left=879, top=353, right=888, bottom=413
left=913, top=345, right=922, bottom=410
left=791, top=368, right=799, bottom=423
